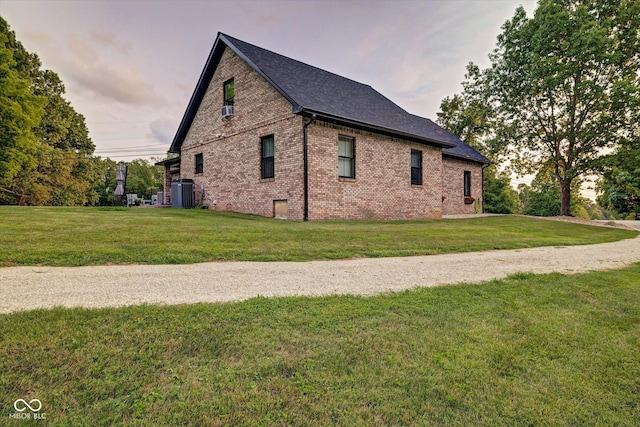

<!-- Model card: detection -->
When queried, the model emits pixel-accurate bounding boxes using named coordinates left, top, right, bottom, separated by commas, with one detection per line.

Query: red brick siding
left=307, top=122, right=443, bottom=220
left=161, top=169, right=179, bottom=205
left=442, top=157, right=484, bottom=215
left=180, top=47, right=305, bottom=219
left=177, top=46, right=485, bottom=220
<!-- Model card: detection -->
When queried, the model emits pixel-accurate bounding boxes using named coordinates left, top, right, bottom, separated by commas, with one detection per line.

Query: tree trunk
left=560, top=178, right=572, bottom=216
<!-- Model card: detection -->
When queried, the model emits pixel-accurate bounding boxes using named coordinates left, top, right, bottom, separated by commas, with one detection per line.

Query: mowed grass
left=1, top=265, right=639, bottom=425
left=0, top=206, right=636, bottom=266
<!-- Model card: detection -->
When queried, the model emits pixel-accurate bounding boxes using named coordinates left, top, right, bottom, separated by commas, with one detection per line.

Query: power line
left=34, top=153, right=170, bottom=161
left=96, top=153, right=168, bottom=158
left=104, top=153, right=168, bottom=158
left=86, top=120, right=177, bottom=125
left=95, top=143, right=169, bottom=150
left=95, top=148, right=169, bottom=154
left=90, top=136, right=172, bottom=142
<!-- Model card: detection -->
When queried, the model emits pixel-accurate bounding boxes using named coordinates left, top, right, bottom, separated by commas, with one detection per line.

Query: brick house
left=161, top=33, right=490, bottom=220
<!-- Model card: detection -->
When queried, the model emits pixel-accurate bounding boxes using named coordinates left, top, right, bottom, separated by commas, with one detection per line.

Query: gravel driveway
left=2, top=219, right=639, bottom=314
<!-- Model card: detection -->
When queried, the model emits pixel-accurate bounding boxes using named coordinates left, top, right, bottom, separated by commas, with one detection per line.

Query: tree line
left=437, top=0, right=640, bottom=219
left=0, top=17, right=163, bottom=206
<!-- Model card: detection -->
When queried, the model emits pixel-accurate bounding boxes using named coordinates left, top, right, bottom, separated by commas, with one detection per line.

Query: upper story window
left=195, top=153, right=203, bottom=174
left=223, top=78, right=234, bottom=106
left=338, top=135, right=355, bottom=179
left=261, top=135, right=274, bottom=179
left=411, top=150, right=422, bottom=185
left=464, top=170, right=471, bottom=197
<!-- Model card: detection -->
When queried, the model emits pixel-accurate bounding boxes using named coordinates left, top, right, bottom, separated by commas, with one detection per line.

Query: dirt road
left=2, top=227, right=639, bottom=314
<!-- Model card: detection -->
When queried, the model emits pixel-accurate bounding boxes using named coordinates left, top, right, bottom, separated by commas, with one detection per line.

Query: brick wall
left=177, top=45, right=484, bottom=220
left=180, top=47, right=306, bottom=219
left=307, top=122, right=444, bottom=220
left=442, top=157, right=484, bottom=215
left=162, top=169, right=179, bottom=205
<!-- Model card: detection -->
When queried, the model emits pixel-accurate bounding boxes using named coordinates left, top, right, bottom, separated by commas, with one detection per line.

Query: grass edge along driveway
left=0, top=206, right=637, bottom=266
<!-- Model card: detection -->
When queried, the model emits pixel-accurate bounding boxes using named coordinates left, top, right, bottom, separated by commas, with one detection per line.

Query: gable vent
left=221, top=105, right=234, bottom=117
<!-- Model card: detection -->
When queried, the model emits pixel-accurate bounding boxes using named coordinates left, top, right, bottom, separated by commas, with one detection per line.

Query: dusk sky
left=2, top=0, right=537, bottom=165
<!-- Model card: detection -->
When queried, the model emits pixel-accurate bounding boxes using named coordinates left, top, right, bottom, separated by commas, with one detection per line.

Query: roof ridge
left=171, top=32, right=489, bottom=163
left=220, top=33, right=375, bottom=90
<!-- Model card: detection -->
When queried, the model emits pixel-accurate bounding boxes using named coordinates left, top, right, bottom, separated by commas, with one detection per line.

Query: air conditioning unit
left=221, top=105, right=234, bottom=117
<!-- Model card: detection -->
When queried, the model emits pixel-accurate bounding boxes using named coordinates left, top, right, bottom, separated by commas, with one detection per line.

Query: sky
left=2, top=0, right=538, bottom=169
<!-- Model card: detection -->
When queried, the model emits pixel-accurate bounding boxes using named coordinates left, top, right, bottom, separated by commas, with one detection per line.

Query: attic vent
left=221, top=105, right=234, bottom=117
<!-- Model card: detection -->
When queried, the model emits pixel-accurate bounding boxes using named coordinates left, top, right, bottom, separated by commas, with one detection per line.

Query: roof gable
left=170, top=33, right=489, bottom=164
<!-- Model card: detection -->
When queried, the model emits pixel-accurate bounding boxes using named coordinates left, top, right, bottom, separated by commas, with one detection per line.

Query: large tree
left=0, top=32, right=45, bottom=204
left=484, top=0, right=640, bottom=216
left=437, top=63, right=499, bottom=157
left=437, top=63, right=518, bottom=214
left=1, top=17, right=97, bottom=205
left=597, top=141, right=640, bottom=215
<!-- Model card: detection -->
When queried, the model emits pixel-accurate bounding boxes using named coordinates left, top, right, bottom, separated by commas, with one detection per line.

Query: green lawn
left=2, top=265, right=639, bottom=425
left=0, top=206, right=636, bottom=266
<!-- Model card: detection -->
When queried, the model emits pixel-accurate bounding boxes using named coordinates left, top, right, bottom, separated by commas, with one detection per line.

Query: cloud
left=66, top=61, right=168, bottom=106
left=90, top=31, right=132, bottom=54
left=67, top=34, right=99, bottom=63
left=337, top=1, right=518, bottom=119
left=20, top=29, right=57, bottom=55
left=149, top=116, right=179, bottom=144
left=239, top=2, right=287, bottom=26
left=23, top=28, right=163, bottom=107
left=59, top=32, right=167, bottom=106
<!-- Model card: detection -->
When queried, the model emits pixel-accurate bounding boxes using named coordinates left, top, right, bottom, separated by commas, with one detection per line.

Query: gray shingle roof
left=171, top=33, right=489, bottom=164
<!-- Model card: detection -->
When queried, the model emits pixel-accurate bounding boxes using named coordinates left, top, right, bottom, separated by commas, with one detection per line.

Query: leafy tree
left=519, top=167, right=591, bottom=217
left=0, top=32, right=45, bottom=204
left=483, top=0, right=640, bottom=216
left=90, top=157, right=120, bottom=206
left=597, top=142, right=640, bottom=215
left=437, top=64, right=518, bottom=214
left=519, top=171, right=562, bottom=216
left=582, top=199, right=608, bottom=220
left=438, top=95, right=491, bottom=151
left=87, top=158, right=164, bottom=206
left=1, top=17, right=97, bottom=205
left=597, top=173, right=640, bottom=215
left=437, top=63, right=505, bottom=158
left=1, top=18, right=168, bottom=207
left=123, top=159, right=164, bottom=200
left=483, top=167, right=518, bottom=214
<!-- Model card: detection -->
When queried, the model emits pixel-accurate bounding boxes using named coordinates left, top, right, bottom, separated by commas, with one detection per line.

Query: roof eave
left=298, top=109, right=456, bottom=149
left=443, top=151, right=492, bottom=165
left=169, top=33, right=302, bottom=154
left=169, top=35, right=227, bottom=153
left=154, top=157, right=181, bottom=167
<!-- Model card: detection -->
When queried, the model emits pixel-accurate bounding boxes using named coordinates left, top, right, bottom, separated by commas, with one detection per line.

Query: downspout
left=303, top=115, right=316, bottom=221
left=481, top=163, right=490, bottom=214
